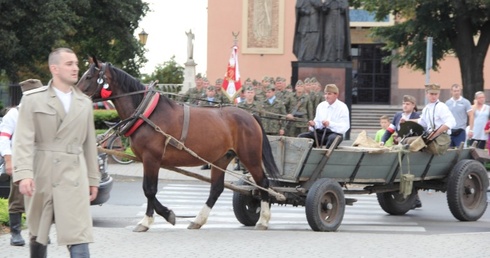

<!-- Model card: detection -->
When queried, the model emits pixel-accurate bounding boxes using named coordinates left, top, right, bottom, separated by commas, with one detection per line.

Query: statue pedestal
left=182, top=59, right=197, bottom=94
left=291, top=61, right=353, bottom=140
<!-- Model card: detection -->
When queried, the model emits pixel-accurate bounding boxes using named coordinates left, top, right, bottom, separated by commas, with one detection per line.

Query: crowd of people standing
left=180, top=74, right=331, bottom=138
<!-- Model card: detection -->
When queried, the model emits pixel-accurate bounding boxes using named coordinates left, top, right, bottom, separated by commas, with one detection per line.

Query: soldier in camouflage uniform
left=274, top=77, right=293, bottom=112
left=214, top=78, right=231, bottom=104
left=181, top=74, right=205, bottom=105
left=309, top=77, right=324, bottom=114
left=261, top=76, right=271, bottom=91
left=253, top=79, right=265, bottom=103
left=198, top=86, right=220, bottom=107
left=285, top=80, right=314, bottom=137
left=234, top=86, right=262, bottom=171
left=262, top=85, right=287, bottom=136
left=238, top=86, right=262, bottom=116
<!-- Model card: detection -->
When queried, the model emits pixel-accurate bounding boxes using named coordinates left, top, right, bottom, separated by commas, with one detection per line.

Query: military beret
left=295, top=80, right=304, bottom=86
left=275, top=76, right=286, bottom=82
left=206, top=85, right=215, bottom=91
left=303, top=77, right=311, bottom=84
left=19, top=79, right=43, bottom=92
left=266, top=85, right=275, bottom=91
left=244, top=86, right=254, bottom=91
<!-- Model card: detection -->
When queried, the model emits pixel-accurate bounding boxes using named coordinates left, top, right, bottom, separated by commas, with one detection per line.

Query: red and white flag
left=222, top=45, right=241, bottom=102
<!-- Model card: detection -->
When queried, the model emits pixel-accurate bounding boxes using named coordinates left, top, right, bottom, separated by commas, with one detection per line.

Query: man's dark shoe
left=200, top=164, right=210, bottom=170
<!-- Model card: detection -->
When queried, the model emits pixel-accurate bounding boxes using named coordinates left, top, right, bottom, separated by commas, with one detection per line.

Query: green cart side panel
left=300, top=147, right=474, bottom=184
left=267, top=135, right=475, bottom=184
left=268, top=136, right=314, bottom=182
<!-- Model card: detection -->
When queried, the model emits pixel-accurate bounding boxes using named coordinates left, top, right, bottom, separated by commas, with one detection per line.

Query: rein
left=92, top=90, right=148, bottom=103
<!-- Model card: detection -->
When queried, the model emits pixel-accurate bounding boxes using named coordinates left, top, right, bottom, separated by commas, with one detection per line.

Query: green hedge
left=93, top=110, right=119, bottom=129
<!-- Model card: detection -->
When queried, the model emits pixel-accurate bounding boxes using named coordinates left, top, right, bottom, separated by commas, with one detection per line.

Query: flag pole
left=222, top=32, right=242, bottom=103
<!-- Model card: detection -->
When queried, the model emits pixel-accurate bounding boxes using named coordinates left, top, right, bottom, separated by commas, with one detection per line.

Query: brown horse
left=77, top=58, right=280, bottom=231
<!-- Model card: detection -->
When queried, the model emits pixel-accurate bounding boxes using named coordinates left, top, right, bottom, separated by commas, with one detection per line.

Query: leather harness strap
left=180, top=105, right=190, bottom=147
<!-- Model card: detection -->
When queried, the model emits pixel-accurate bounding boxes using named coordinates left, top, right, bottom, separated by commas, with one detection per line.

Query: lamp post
left=138, top=29, right=148, bottom=45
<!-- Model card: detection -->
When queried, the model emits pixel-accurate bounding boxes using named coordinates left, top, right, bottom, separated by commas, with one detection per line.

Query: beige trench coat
left=12, top=82, right=100, bottom=246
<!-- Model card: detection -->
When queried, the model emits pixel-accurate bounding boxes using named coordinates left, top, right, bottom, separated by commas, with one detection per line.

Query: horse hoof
left=166, top=210, right=176, bottom=225
left=254, top=224, right=268, bottom=230
left=187, top=222, right=202, bottom=230
left=133, top=224, right=149, bottom=232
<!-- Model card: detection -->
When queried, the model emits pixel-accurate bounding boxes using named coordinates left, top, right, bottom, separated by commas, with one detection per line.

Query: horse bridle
left=90, top=62, right=147, bottom=103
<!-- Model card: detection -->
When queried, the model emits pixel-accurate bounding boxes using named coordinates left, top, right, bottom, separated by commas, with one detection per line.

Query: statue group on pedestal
left=293, top=0, right=351, bottom=62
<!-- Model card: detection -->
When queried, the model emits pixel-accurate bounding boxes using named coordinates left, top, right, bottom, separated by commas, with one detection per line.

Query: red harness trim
left=0, top=132, right=12, bottom=138
left=124, top=94, right=160, bottom=137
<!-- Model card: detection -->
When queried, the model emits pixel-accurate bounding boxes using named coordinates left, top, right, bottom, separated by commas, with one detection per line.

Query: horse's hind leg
left=238, top=154, right=271, bottom=230
left=254, top=179, right=271, bottom=230
left=134, top=165, right=176, bottom=232
left=188, top=154, right=233, bottom=229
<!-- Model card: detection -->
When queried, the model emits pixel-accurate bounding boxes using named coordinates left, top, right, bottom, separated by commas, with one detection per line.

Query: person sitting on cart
left=416, top=83, right=456, bottom=142
left=298, top=84, right=349, bottom=148
left=380, top=95, right=420, bottom=146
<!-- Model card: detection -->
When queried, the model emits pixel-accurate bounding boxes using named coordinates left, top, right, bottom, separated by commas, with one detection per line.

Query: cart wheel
left=376, top=189, right=417, bottom=215
left=447, top=159, right=488, bottom=221
left=232, top=179, right=260, bottom=226
left=305, top=178, right=345, bottom=232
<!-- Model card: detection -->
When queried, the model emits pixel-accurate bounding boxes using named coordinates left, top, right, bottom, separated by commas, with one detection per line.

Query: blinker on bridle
left=95, top=63, right=112, bottom=98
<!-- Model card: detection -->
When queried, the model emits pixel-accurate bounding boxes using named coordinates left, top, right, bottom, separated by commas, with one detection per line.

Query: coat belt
left=35, top=143, right=83, bottom=154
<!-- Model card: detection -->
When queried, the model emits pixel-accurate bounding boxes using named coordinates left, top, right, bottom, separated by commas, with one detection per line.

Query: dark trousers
left=298, top=129, right=343, bottom=148
left=449, top=128, right=466, bottom=148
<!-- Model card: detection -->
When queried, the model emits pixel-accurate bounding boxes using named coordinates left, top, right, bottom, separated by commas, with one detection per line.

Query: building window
left=352, top=44, right=391, bottom=104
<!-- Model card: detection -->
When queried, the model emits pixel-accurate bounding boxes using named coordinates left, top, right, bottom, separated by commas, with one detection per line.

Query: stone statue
left=186, top=30, right=194, bottom=60
left=320, top=0, right=351, bottom=61
left=293, top=0, right=323, bottom=61
left=293, top=0, right=351, bottom=62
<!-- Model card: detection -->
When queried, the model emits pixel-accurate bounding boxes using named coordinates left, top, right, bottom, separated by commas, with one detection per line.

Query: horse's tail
left=252, top=114, right=280, bottom=180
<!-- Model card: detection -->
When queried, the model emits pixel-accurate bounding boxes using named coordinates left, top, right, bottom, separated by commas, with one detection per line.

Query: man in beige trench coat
left=13, top=48, right=100, bottom=258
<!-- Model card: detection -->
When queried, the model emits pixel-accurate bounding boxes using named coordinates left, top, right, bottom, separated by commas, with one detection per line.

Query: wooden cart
left=232, top=136, right=489, bottom=231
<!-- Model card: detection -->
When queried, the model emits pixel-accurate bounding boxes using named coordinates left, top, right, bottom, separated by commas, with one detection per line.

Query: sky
left=136, top=0, right=208, bottom=75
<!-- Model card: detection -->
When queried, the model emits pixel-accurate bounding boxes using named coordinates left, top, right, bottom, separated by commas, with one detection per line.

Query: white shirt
left=418, top=100, right=456, bottom=134
left=312, top=99, right=350, bottom=134
left=53, top=87, right=72, bottom=113
left=0, top=107, right=19, bottom=156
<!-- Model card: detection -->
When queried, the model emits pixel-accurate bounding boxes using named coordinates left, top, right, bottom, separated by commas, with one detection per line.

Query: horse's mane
left=107, top=66, right=146, bottom=108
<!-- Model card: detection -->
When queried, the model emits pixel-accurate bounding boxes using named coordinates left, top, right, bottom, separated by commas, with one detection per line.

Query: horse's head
left=77, top=56, right=113, bottom=100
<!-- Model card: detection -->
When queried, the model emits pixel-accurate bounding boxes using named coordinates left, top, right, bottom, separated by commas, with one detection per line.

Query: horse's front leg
left=188, top=164, right=227, bottom=229
left=133, top=167, right=176, bottom=232
left=255, top=177, right=271, bottom=230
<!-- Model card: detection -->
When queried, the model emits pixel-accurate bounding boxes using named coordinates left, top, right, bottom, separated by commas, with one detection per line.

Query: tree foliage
left=145, top=56, right=184, bottom=84
left=350, top=0, right=490, bottom=98
left=0, top=0, right=149, bottom=83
